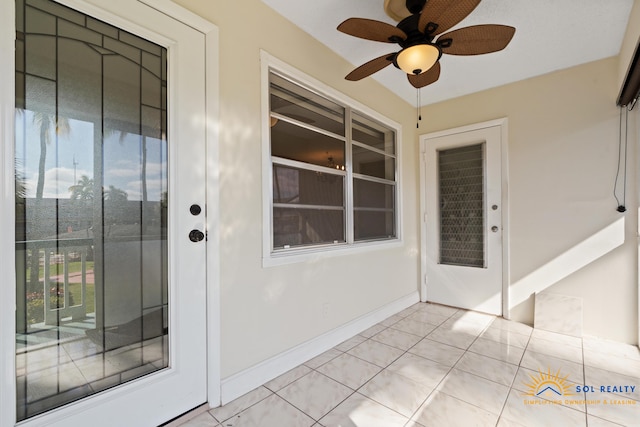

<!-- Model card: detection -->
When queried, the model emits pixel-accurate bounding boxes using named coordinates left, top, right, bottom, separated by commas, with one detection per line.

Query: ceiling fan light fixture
left=396, top=44, right=439, bottom=75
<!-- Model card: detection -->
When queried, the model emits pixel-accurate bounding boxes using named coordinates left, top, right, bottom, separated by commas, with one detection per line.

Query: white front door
left=3, top=1, right=208, bottom=426
left=421, top=121, right=506, bottom=315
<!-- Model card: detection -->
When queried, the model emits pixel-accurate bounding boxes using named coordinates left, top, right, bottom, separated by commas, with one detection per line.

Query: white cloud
left=124, top=178, right=165, bottom=201
left=24, top=167, right=92, bottom=199
left=108, top=168, right=140, bottom=178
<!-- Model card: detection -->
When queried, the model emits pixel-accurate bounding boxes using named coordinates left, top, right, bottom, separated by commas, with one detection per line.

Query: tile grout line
left=377, top=306, right=463, bottom=426
left=442, top=312, right=510, bottom=426
left=494, top=321, right=535, bottom=427
left=393, top=309, right=464, bottom=425
left=212, top=387, right=275, bottom=426
left=582, top=337, right=589, bottom=427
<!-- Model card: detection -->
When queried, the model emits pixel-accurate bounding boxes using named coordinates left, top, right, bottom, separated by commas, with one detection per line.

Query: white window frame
left=260, top=51, right=403, bottom=267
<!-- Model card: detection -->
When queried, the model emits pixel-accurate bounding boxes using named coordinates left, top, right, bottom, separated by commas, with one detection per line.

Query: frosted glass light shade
left=396, top=44, right=439, bottom=75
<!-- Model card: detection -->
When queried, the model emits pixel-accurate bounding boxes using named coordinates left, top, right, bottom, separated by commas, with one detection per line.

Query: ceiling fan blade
left=346, top=53, right=396, bottom=81
left=438, top=25, right=516, bottom=55
left=419, top=0, right=481, bottom=36
left=338, top=18, right=406, bottom=43
left=407, top=61, right=441, bottom=88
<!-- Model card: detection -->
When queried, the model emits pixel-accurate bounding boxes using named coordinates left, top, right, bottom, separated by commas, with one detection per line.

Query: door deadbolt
left=189, top=229, right=205, bottom=242
left=190, top=204, right=202, bottom=216
left=491, top=226, right=499, bottom=233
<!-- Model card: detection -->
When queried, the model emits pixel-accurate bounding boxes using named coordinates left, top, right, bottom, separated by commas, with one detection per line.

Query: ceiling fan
left=337, top=0, right=516, bottom=89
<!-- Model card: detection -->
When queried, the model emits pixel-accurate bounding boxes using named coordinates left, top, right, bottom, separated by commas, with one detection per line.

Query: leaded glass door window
left=10, top=0, right=208, bottom=424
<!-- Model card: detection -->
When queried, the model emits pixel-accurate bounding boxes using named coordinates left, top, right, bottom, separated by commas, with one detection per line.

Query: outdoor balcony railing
left=16, top=238, right=94, bottom=330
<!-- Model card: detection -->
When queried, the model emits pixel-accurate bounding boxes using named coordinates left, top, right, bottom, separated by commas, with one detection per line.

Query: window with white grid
left=266, top=69, right=399, bottom=257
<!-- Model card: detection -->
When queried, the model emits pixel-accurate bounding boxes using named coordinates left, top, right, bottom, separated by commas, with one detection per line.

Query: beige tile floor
left=172, top=302, right=640, bottom=427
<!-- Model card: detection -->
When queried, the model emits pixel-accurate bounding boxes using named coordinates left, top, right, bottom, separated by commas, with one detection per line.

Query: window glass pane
left=26, top=0, right=85, bottom=25
left=438, top=144, right=485, bottom=268
left=273, top=208, right=344, bottom=248
left=271, top=119, right=345, bottom=168
left=87, top=17, right=118, bottom=38
left=354, top=179, right=395, bottom=241
left=270, top=73, right=344, bottom=136
left=25, top=34, right=56, bottom=80
left=58, top=38, right=102, bottom=122
left=354, top=211, right=394, bottom=241
left=353, top=145, right=395, bottom=180
left=25, top=5, right=55, bottom=34
left=16, top=72, right=25, bottom=108
left=103, top=37, right=141, bottom=64
left=104, top=54, right=140, bottom=133
left=354, top=179, right=394, bottom=209
left=59, top=19, right=102, bottom=45
left=352, top=112, right=395, bottom=155
left=273, top=165, right=344, bottom=207
left=16, top=0, right=24, bottom=32
left=16, top=38, right=25, bottom=72
left=25, top=74, right=55, bottom=115
left=119, top=30, right=162, bottom=56
left=141, top=66, right=162, bottom=109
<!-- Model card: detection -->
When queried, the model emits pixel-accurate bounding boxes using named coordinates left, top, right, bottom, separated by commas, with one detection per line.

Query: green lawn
left=68, top=282, right=95, bottom=313
left=26, top=261, right=94, bottom=281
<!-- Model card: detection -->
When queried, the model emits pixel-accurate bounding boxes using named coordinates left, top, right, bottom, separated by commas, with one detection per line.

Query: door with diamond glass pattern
left=423, top=124, right=503, bottom=315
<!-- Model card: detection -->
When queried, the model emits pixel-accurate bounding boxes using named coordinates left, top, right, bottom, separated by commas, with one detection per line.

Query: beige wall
left=421, top=57, right=639, bottom=344
left=173, top=0, right=421, bottom=377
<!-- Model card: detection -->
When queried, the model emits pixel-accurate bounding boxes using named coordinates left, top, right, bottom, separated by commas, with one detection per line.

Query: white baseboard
left=219, top=291, right=420, bottom=404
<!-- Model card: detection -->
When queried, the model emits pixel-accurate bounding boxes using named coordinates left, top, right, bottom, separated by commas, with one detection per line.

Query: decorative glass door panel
left=438, top=143, right=485, bottom=268
left=15, top=0, right=169, bottom=420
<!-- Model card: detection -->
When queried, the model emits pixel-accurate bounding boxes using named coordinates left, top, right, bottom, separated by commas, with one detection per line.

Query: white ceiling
left=261, top=0, right=634, bottom=106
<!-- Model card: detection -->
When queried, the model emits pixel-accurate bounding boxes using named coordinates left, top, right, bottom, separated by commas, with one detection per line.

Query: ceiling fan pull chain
left=416, top=88, right=422, bottom=128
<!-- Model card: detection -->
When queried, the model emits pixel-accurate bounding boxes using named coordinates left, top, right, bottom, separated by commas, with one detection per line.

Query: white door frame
left=419, top=118, right=511, bottom=318
left=0, top=1, right=221, bottom=425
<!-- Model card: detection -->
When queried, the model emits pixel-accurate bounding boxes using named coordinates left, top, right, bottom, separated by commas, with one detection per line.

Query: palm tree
left=68, top=175, right=94, bottom=236
left=32, top=112, right=71, bottom=199
left=103, top=185, right=128, bottom=202
left=69, top=175, right=94, bottom=201
left=15, top=160, right=27, bottom=243
left=24, top=111, right=70, bottom=291
left=141, top=136, right=148, bottom=202
left=15, top=160, right=26, bottom=202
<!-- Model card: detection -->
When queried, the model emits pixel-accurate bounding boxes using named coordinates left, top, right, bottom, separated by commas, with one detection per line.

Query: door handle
left=189, top=229, right=205, bottom=242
